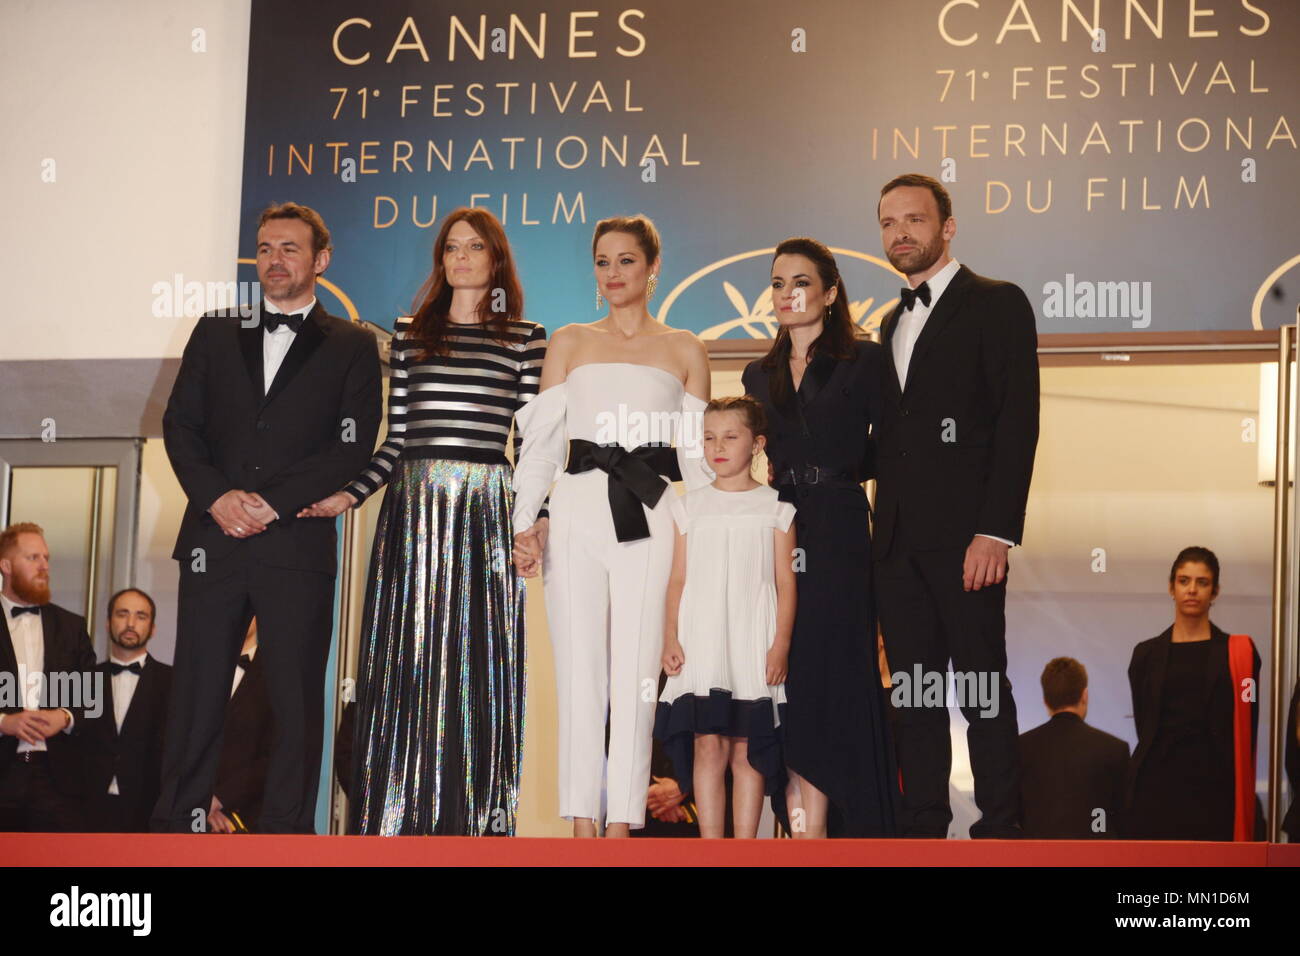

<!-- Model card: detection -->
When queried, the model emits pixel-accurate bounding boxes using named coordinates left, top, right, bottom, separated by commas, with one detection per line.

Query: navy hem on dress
left=653, top=689, right=788, bottom=805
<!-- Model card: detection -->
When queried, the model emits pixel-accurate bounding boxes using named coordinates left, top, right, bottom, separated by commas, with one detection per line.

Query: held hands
left=0, top=709, right=69, bottom=744
left=963, top=535, right=1010, bottom=591
left=209, top=490, right=277, bottom=538
left=511, top=518, right=549, bottom=578
left=661, top=638, right=685, bottom=676
left=297, top=491, right=358, bottom=519
left=647, top=776, right=688, bottom=823
left=765, top=643, right=789, bottom=686
left=208, top=795, right=236, bottom=834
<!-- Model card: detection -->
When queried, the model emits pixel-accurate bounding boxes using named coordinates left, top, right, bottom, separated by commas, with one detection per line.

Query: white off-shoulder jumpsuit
left=512, top=362, right=710, bottom=828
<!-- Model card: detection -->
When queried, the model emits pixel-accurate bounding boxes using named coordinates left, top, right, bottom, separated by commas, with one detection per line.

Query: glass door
left=0, top=438, right=142, bottom=658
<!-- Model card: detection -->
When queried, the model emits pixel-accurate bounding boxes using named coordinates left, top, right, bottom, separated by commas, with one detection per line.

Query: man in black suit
left=153, top=202, right=381, bottom=834
left=82, top=588, right=172, bottom=832
left=0, top=523, right=97, bottom=831
left=1018, top=658, right=1129, bottom=839
left=209, top=617, right=273, bottom=833
left=874, top=173, right=1040, bottom=838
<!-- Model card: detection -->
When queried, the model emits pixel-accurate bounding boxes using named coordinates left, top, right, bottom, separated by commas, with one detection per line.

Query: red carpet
left=5, top=834, right=1299, bottom=866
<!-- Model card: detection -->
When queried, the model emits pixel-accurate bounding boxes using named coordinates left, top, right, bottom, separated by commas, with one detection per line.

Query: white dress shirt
left=1, top=593, right=75, bottom=752
left=253, top=299, right=313, bottom=523
left=107, top=651, right=147, bottom=794
left=230, top=644, right=257, bottom=699
left=892, top=258, right=962, bottom=392
left=261, top=297, right=315, bottom=394
left=891, top=259, right=1015, bottom=548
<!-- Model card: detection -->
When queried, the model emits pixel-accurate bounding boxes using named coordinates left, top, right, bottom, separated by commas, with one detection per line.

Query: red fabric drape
left=1227, top=633, right=1255, bottom=842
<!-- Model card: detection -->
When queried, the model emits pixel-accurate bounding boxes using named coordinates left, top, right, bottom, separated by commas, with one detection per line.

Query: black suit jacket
left=875, top=265, right=1040, bottom=553
left=81, top=654, right=172, bottom=830
left=1018, top=712, right=1129, bottom=839
left=1125, top=624, right=1261, bottom=821
left=1284, top=679, right=1300, bottom=841
left=0, top=603, right=97, bottom=796
left=163, top=301, right=382, bottom=574
left=214, top=652, right=273, bottom=825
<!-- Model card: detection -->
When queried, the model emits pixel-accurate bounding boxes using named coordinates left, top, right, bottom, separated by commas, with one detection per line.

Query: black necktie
left=9, top=605, right=40, bottom=617
left=108, top=661, right=143, bottom=676
left=264, top=312, right=305, bottom=333
left=899, top=282, right=932, bottom=311
left=237, top=654, right=253, bottom=671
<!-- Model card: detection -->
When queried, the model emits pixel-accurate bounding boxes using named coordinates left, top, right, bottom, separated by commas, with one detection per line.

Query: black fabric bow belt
left=566, top=439, right=681, bottom=542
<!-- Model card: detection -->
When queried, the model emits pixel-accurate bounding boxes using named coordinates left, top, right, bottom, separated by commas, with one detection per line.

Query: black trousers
left=875, top=533, right=1021, bottom=838
left=0, top=756, right=84, bottom=832
left=151, top=556, right=334, bottom=834
left=86, top=792, right=130, bottom=832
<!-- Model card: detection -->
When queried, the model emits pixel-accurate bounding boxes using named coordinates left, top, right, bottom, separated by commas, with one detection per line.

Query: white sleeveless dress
left=653, top=483, right=795, bottom=797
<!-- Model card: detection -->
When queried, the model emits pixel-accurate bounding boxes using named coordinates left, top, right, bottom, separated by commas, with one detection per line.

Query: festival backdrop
left=233, top=1, right=1297, bottom=833
left=237, top=0, right=1300, bottom=341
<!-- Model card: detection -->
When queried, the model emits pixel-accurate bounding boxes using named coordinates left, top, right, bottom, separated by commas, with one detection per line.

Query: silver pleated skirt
left=349, top=457, right=526, bottom=835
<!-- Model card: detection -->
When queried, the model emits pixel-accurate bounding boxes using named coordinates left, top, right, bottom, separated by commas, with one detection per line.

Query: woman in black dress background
left=1125, top=546, right=1263, bottom=840
left=742, top=237, right=897, bottom=838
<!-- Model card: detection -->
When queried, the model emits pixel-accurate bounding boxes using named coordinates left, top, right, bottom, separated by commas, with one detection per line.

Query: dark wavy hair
left=759, top=237, right=860, bottom=407
left=408, top=207, right=526, bottom=358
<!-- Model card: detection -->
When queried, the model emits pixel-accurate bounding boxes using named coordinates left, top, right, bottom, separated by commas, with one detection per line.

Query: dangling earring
left=596, top=288, right=604, bottom=309
left=646, top=274, right=658, bottom=299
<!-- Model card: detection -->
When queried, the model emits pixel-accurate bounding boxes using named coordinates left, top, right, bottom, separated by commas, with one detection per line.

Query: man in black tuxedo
left=153, top=202, right=381, bottom=834
left=874, top=174, right=1040, bottom=838
left=0, top=523, right=97, bottom=831
left=209, top=617, right=273, bottom=833
left=1018, top=658, right=1129, bottom=839
left=82, top=588, right=173, bottom=832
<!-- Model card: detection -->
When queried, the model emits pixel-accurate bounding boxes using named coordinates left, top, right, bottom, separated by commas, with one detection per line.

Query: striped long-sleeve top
left=345, top=315, right=547, bottom=503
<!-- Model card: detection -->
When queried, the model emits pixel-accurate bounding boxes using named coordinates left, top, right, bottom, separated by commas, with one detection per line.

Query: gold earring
left=646, top=274, right=658, bottom=299
left=596, top=288, right=603, bottom=308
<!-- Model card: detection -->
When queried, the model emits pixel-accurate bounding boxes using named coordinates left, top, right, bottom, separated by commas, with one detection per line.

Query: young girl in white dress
left=655, top=396, right=798, bottom=838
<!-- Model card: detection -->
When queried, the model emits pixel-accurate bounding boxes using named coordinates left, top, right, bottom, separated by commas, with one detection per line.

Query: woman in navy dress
left=742, top=237, right=897, bottom=838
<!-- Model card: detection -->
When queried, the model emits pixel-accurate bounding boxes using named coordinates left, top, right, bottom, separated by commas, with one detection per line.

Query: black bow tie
left=9, top=605, right=40, bottom=618
left=237, top=654, right=254, bottom=671
left=109, top=661, right=143, bottom=676
left=264, top=312, right=306, bottom=333
left=899, top=282, right=931, bottom=311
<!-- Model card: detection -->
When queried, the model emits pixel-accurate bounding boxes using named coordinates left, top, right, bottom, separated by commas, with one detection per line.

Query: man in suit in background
left=209, top=617, right=272, bottom=833
left=0, top=523, right=96, bottom=831
left=1019, top=658, right=1129, bottom=839
left=874, top=173, right=1040, bottom=838
left=83, top=587, right=172, bottom=832
left=153, top=202, right=381, bottom=834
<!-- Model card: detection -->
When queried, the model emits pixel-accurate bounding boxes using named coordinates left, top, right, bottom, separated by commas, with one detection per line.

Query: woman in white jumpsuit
left=511, top=216, right=711, bottom=836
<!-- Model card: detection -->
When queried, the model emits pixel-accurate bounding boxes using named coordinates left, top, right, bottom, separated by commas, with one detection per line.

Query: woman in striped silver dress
left=300, top=208, right=545, bottom=835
